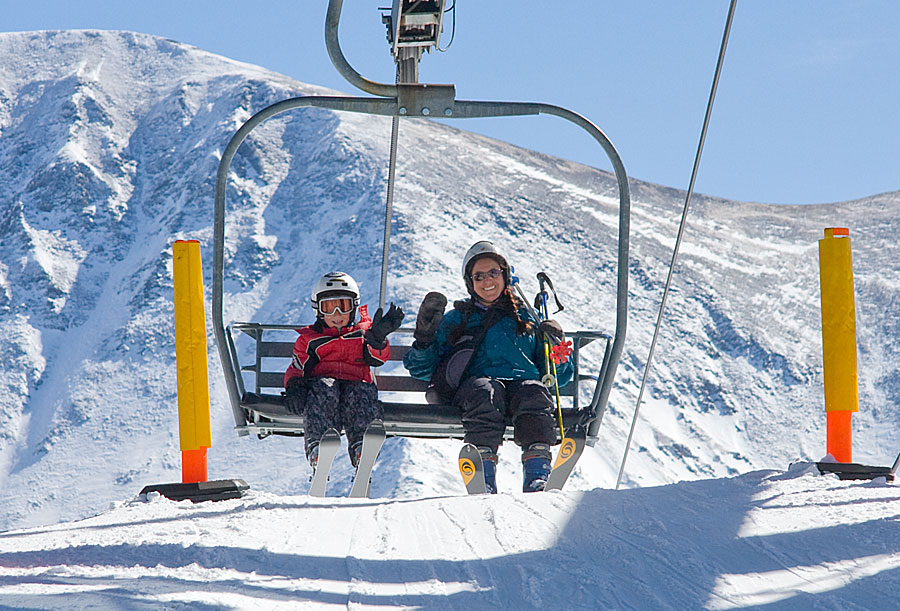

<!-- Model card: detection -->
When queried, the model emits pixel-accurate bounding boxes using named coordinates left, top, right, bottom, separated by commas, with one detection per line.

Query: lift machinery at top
left=384, top=1, right=446, bottom=68
left=212, top=0, right=631, bottom=448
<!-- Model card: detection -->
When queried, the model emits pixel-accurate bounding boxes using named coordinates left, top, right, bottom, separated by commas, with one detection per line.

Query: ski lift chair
left=212, top=0, right=630, bottom=446
left=226, top=323, right=612, bottom=440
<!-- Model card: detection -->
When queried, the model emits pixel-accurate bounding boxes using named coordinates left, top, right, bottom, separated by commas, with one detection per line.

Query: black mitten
left=414, top=292, right=448, bottom=348
left=283, top=378, right=306, bottom=415
left=539, top=319, right=565, bottom=344
left=365, top=303, right=405, bottom=349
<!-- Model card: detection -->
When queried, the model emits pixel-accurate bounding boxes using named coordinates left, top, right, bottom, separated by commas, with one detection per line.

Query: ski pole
left=509, top=269, right=543, bottom=330
left=536, top=283, right=555, bottom=386
left=536, top=272, right=564, bottom=315
left=510, top=270, right=562, bottom=347
left=545, top=332, right=566, bottom=440
left=537, top=274, right=566, bottom=442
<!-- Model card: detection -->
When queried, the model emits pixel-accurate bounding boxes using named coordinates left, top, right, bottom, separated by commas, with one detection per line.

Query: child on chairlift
left=283, top=271, right=404, bottom=471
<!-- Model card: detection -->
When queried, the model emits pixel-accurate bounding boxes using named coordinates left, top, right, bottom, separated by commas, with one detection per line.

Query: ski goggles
left=319, top=297, right=354, bottom=315
left=470, top=268, right=503, bottom=282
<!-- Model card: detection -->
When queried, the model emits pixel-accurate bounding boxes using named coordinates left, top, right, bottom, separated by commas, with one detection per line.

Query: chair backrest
left=228, top=323, right=596, bottom=404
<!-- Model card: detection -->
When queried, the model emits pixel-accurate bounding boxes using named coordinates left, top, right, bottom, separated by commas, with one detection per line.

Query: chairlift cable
left=615, top=0, right=739, bottom=490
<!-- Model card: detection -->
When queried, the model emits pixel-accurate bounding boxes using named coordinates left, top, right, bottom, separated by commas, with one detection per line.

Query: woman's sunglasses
left=471, top=268, right=503, bottom=282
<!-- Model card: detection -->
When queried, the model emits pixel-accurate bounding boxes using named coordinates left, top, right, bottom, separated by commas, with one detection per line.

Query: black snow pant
left=452, top=377, right=556, bottom=452
left=300, top=378, right=382, bottom=460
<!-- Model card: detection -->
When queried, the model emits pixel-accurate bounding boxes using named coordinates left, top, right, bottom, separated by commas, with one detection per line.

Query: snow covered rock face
left=0, top=30, right=898, bottom=531
left=0, top=30, right=353, bottom=529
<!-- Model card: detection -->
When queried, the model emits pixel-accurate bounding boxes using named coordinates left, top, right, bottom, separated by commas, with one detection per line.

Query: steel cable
left=616, top=0, right=739, bottom=489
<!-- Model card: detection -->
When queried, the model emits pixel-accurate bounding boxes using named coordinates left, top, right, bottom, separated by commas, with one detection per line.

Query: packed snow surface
left=1, top=466, right=899, bottom=609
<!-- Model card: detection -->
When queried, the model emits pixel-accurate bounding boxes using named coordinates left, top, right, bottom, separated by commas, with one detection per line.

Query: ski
left=545, top=426, right=587, bottom=491
left=308, top=428, right=341, bottom=497
left=349, top=420, right=386, bottom=498
left=459, top=443, right=487, bottom=494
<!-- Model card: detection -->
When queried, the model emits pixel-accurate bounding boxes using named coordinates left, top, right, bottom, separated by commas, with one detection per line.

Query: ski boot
left=477, top=446, right=499, bottom=494
left=522, top=443, right=552, bottom=493
left=349, top=440, right=364, bottom=470
left=307, top=443, right=319, bottom=476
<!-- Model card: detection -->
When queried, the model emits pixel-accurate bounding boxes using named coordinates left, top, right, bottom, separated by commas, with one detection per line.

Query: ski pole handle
left=537, top=271, right=565, bottom=314
left=511, top=269, right=560, bottom=345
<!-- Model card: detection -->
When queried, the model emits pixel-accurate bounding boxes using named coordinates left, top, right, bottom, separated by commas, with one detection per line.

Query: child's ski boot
left=349, top=440, right=363, bottom=469
left=307, top=443, right=319, bottom=473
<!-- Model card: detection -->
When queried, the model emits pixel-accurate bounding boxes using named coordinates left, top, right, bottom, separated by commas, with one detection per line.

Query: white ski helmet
left=461, top=240, right=510, bottom=294
left=311, top=271, right=360, bottom=316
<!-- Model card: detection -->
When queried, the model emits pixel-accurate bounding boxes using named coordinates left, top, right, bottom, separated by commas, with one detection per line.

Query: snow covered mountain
left=0, top=28, right=898, bottom=540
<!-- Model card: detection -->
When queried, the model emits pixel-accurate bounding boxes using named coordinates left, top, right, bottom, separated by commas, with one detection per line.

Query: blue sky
left=6, top=1, right=899, bottom=204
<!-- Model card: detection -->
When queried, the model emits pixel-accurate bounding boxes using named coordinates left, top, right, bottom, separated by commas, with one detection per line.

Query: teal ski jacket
left=402, top=299, right=573, bottom=386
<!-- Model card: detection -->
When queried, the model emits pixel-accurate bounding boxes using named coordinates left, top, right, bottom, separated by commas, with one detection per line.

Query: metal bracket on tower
left=396, top=83, right=456, bottom=117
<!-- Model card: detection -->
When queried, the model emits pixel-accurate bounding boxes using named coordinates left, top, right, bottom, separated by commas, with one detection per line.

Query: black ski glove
left=283, top=378, right=306, bottom=415
left=365, top=303, right=404, bottom=349
left=414, top=291, right=448, bottom=348
left=539, top=319, right=565, bottom=344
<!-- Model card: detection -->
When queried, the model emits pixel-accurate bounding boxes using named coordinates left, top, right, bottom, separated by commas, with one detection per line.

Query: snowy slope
left=0, top=28, right=898, bottom=543
left=1, top=467, right=899, bottom=609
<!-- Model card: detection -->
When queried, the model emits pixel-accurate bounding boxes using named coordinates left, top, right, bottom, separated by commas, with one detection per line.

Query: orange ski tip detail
left=554, top=438, right=576, bottom=468
left=459, top=458, right=476, bottom=485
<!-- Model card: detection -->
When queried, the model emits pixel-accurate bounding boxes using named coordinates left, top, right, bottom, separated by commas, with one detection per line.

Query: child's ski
left=308, top=428, right=341, bottom=497
left=458, top=443, right=487, bottom=495
left=545, top=426, right=587, bottom=491
left=349, top=420, right=386, bottom=498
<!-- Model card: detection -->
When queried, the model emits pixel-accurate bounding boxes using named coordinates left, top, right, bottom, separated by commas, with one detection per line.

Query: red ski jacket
left=284, top=318, right=389, bottom=386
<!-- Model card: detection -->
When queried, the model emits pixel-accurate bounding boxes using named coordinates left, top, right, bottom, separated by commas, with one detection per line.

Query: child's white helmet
left=311, top=271, right=360, bottom=316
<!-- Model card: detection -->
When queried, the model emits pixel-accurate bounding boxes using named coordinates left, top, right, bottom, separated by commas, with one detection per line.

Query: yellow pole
left=817, top=227, right=858, bottom=463
left=173, top=240, right=212, bottom=482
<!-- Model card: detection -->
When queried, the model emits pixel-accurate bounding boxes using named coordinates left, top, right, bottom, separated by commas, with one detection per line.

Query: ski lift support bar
left=212, top=0, right=630, bottom=441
